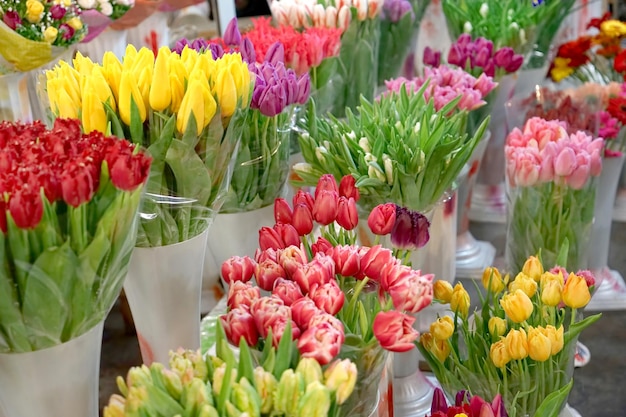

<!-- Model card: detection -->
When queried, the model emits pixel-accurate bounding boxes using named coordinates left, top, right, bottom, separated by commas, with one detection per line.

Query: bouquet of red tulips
left=0, top=118, right=150, bottom=352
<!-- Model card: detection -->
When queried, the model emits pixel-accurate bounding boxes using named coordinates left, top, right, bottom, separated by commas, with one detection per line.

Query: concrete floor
left=98, top=220, right=626, bottom=416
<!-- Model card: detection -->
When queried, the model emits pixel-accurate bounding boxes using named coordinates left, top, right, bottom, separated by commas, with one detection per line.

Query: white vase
left=613, top=158, right=626, bottom=222
left=124, top=228, right=210, bottom=365
left=0, top=321, right=104, bottom=417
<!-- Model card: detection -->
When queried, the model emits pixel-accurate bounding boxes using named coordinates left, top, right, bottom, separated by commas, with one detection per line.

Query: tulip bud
left=274, top=197, right=293, bottom=224
left=430, top=316, right=454, bottom=341
left=450, top=283, right=470, bottom=318
left=433, top=280, right=454, bottom=303
left=509, top=272, right=538, bottom=298
left=540, top=279, right=563, bottom=307
left=295, top=357, right=324, bottom=386
left=231, top=378, right=261, bottom=417
left=482, top=266, right=506, bottom=293
left=212, top=364, right=238, bottom=397
left=177, top=80, right=205, bottom=135
left=488, top=317, right=507, bottom=338
left=527, top=326, right=552, bottom=362
left=336, top=196, right=358, bottom=230
left=182, top=378, right=212, bottom=412
left=222, top=255, right=256, bottom=284
left=81, top=84, right=108, bottom=134
left=562, top=272, right=591, bottom=308
left=297, top=381, right=332, bottom=417
left=273, top=369, right=305, bottom=415
left=542, top=325, right=564, bottom=355
left=522, top=256, right=544, bottom=281
left=500, top=290, right=533, bottom=323
left=313, top=190, right=339, bottom=225
left=292, top=203, right=314, bottom=236
left=150, top=47, right=172, bottom=112
left=103, top=51, right=123, bottom=101
left=198, top=404, right=220, bottom=417
left=338, top=175, right=360, bottom=201
left=489, top=339, right=510, bottom=368
left=103, top=394, right=126, bottom=417
left=214, top=68, right=238, bottom=117
left=324, top=359, right=357, bottom=405
left=367, top=203, right=396, bottom=235
left=119, top=70, right=147, bottom=126
left=504, top=328, right=529, bottom=360
left=253, top=367, right=278, bottom=414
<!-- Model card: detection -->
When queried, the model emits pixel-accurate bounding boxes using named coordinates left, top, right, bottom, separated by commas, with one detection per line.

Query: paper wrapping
left=0, top=21, right=69, bottom=73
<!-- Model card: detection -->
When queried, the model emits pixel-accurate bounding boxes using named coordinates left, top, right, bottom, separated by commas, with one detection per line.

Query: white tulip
left=463, top=21, right=473, bottom=33
left=325, top=5, right=338, bottom=28
left=337, top=5, right=352, bottom=31
left=479, top=3, right=488, bottom=18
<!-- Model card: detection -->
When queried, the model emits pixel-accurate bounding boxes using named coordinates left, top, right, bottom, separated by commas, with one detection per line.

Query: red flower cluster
left=428, top=388, right=507, bottom=417
left=243, top=17, right=342, bottom=75
left=0, top=119, right=151, bottom=231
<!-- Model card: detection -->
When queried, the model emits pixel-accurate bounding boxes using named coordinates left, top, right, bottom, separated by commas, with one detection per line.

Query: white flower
left=346, top=130, right=356, bottom=140
left=509, top=22, right=519, bottom=32
left=293, top=162, right=313, bottom=173
left=99, top=1, right=113, bottom=15
left=368, top=165, right=386, bottom=182
left=382, top=154, right=393, bottom=184
left=479, top=3, right=488, bottom=18
left=359, top=137, right=371, bottom=153
left=364, top=152, right=377, bottom=163
left=413, top=122, right=421, bottom=133
left=78, top=0, right=98, bottom=8
left=463, top=21, right=472, bottom=33
left=315, top=146, right=328, bottom=161
left=519, top=28, right=527, bottom=44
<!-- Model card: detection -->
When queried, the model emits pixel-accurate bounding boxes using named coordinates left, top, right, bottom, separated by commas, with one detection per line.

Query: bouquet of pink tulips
left=504, top=117, right=604, bottom=273
left=220, top=174, right=434, bottom=416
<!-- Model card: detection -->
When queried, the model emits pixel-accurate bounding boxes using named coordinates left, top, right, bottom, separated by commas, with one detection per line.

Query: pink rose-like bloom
left=250, top=296, right=290, bottom=337
left=273, top=278, right=304, bottom=306
left=292, top=253, right=335, bottom=293
left=267, top=315, right=301, bottom=348
left=255, top=247, right=278, bottom=263
left=368, top=203, right=397, bottom=235
left=360, top=245, right=396, bottom=282
left=380, top=263, right=415, bottom=292
left=221, top=255, right=256, bottom=284
left=332, top=245, right=361, bottom=277
left=220, top=307, right=260, bottom=346
left=290, top=296, right=323, bottom=330
left=373, top=310, right=419, bottom=352
left=297, top=322, right=343, bottom=365
left=227, top=280, right=261, bottom=310
left=278, top=245, right=308, bottom=277
left=387, top=272, right=434, bottom=314
left=309, top=280, right=345, bottom=315
left=575, top=269, right=596, bottom=289
left=255, top=259, right=287, bottom=291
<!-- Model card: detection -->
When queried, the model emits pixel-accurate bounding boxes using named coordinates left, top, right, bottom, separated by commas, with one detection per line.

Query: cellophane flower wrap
left=550, top=13, right=626, bottom=85
left=293, top=74, right=490, bottom=213
left=504, top=117, right=604, bottom=273
left=0, top=118, right=150, bottom=353
left=45, top=44, right=252, bottom=247
left=270, top=0, right=382, bottom=117
left=418, top=255, right=602, bottom=417
left=219, top=174, right=434, bottom=416
left=76, top=0, right=135, bottom=43
left=377, top=0, right=429, bottom=85
left=0, top=0, right=86, bottom=73
left=103, top=334, right=358, bottom=417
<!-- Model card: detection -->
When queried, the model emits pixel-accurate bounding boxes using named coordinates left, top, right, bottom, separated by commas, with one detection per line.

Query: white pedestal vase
left=613, top=159, right=626, bottom=222
left=0, top=321, right=104, bottom=417
left=586, top=154, right=626, bottom=311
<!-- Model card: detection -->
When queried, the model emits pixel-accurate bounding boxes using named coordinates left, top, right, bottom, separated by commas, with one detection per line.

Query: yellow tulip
left=43, top=26, right=58, bottom=43
left=26, top=0, right=44, bottom=23
left=192, top=53, right=211, bottom=77
left=527, top=327, right=551, bottom=362
left=482, top=266, right=505, bottom=293
left=500, top=289, right=533, bottom=323
left=200, top=85, right=217, bottom=128
left=213, top=69, right=237, bottom=118
left=123, top=45, right=138, bottom=68
left=229, top=60, right=251, bottom=106
left=420, top=332, right=450, bottom=362
left=540, top=279, right=562, bottom=307
left=430, top=316, right=454, bottom=341
left=168, top=53, right=189, bottom=83
left=489, top=339, right=510, bottom=368
left=504, top=328, right=528, bottom=360
left=57, top=88, right=79, bottom=119
left=181, top=47, right=199, bottom=74
left=82, top=85, right=108, bottom=134
left=540, top=270, right=564, bottom=289
left=131, top=48, right=155, bottom=76
left=509, top=272, right=538, bottom=298
left=149, top=47, right=172, bottom=112
left=541, top=325, right=564, bottom=355
left=102, top=52, right=123, bottom=102
left=433, top=280, right=453, bottom=303
left=488, top=317, right=507, bottom=338
left=562, top=273, right=591, bottom=309
left=522, top=256, right=544, bottom=281
left=73, top=52, right=95, bottom=76
left=188, top=68, right=208, bottom=87
left=118, top=70, right=147, bottom=126
left=170, top=74, right=185, bottom=113
left=450, top=283, right=470, bottom=318
left=137, top=67, right=152, bottom=113
left=177, top=80, right=205, bottom=135
left=90, top=67, right=117, bottom=112
left=66, top=17, right=83, bottom=30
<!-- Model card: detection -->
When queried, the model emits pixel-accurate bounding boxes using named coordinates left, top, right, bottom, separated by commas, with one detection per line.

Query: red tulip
left=380, top=263, right=415, bottom=292
left=274, top=223, right=300, bottom=248
left=227, top=280, right=261, bottom=310
left=254, top=259, right=286, bottom=291
left=277, top=245, right=308, bottom=277
left=8, top=187, right=44, bottom=230
left=250, top=295, right=289, bottom=337
left=360, top=245, right=396, bottom=282
left=267, top=315, right=301, bottom=347
left=314, top=174, right=339, bottom=198
left=292, top=253, right=335, bottom=293
left=273, top=278, right=304, bottom=306
left=292, top=203, right=314, bottom=235
left=312, top=190, right=338, bottom=225
left=274, top=197, right=293, bottom=224
left=311, top=236, right=333, bottom=256
left=332, top=245, right=361, bottom=277
left=338, top=175, right=360, bottom=201
left=290, top=296, right=323, bottom=330
left=220, top=307, right=260, bottom=346
left=297, top=322, right=343, bottom=365
left=309, top=280, right=345, bottom=315
left=367, top=203, right=396, bottom=235
left=106, top=149, right=151, bottom=191
left=292, top=189, right=315, bottom=211
left=336, top=196, right=358, bottom=230
left=255, top=247, right=278, bottom=263
left=259, top=226, right=284, bottom=251
left=221, top=255, right=256, bottom=284
left=373, top=310, right=419, bottom=352
left=61, top=161, right=98, bottom=208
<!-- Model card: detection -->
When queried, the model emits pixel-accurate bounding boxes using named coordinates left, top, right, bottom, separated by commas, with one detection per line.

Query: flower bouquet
left=377, top=0, right=429, bottom=85
left=504, top=117, right=603, bottom=273
left=418, top=255, right=602, bottom=417
left=0, top=118, right=150, bottom=416
left=219, top=174, right=434, bottom=416
left=428, top=387, right=508, bottom=417
left=269, top=0, right=382, bottom=117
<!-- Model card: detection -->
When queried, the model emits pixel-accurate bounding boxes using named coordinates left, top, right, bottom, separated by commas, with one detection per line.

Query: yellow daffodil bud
left=504, top=328, right=528, bottom=360
left=542, top=325, right=564, bottom=355
left=562, top=273, right=591, bottom=309
left=323, top=359, right=357, bottom=405
left=450, top=283, right=470, bottom=318
left=177, top=80, right=205, bottom=135
left=489, top=339, right=510, bottom=368
left=430, top=316, right=454, bottom=341
left=118, top=70, right=147, bottom=126
left=67, top=17, right=83, bottom=30
left=488, top=317, right=507, bottom=338
left=522, top=256, right=544, bottom=281
left=213, top=68, right=237, bottom=118
left=527, top=326, right=551, bottom=362
left=482, top=266, right=505, bottom=293
left=82, top=85, right=108, bottom=134
left=509, top=272, right=538, bottom=298
left=540, top=279, right=563, bottom=307
left=433, top=280, right=453, bottom=303
left=43, top=26, right=58, bottom=43
left=149, top=47, right=172, bottom=112
left=170, top=74, right=185, bottom=113
left=500, top=289, right=533, bottom=323
left=26, top=0, right=44, bottom=23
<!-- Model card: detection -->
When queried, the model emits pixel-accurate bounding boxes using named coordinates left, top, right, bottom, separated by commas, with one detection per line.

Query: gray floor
left=98, top=220, right=626, bottom=415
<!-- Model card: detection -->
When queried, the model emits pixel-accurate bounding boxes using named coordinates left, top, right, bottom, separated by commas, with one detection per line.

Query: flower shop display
left=427, top=387, right=508, bottom=417
left=219, top=174, right=435, bottom=416
left=77, top=0, right=135, bottom=44
left=419, top=255, right=602, bottom=417
left=377, top=0, right=429, bottom=86
left=0, top=118, right=150, bottom=417
left=45, top=44, right=252, bottom=364
left=269, top=0, right=382, bottom=117
left=504, top=117, right=603, bottom=274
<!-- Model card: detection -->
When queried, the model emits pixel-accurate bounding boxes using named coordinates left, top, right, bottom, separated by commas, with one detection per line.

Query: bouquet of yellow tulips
left=418, top=252, right=601, bottom=417
left=45, top=45, right=253, bottom=246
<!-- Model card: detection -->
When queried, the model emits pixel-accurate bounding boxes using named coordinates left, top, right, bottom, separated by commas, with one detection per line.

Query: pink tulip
left=309, top=313, right=345, bottom=339
left=311, top=236, right=334, bottom=256
left=293, top=189, right=315, bottom=211
left=387, top=272, right=434, bottom=313
left=473, top=73, right=497, bottom=97
left=221, top=255, right=256, bottom=284
left=273, top=278, right=304, bottom=306
left=278, top=245, right=309, bottom=277
left=297, top=323, right=343, bottom=365
left=274, top=223, right=301, bottom=248
left=312, top=189, right=339, bottom=225
left=291, top=296, right=323, bottom=330
left=339, top=175, right=360, bottom=201
left=513, top=153, right=541, bottom=187
left=565, top=162, right=591, bottom=189
left=274, top=197, right=293, bottom=224
left=575, top=269, right=596, bottom=289
left=250, top=296, right=291, bottom=337
left=268, top=315, right=301, bottom=347
left=255, top=259, right=287, bottom=291
left=367, top=203, right=397, bottom=235
left=315, top=174, right=339, bottom=197
left=309, top=280, right=345, bottom=315
left=292, top=253, right=335, bottom=293
left=373, top=310, right=419, bottom=352
left=554, top=147, right=577, bottom=177
left=360, top=245, right=396, bottom=282
left=227, top=281, right=261, bottom=310
left=380, top=263, right=417, bottom=292
left=255, top=247, right=279, bottom=263
left=292, top=202, right=314, bottom=235
left=259, top=226, right=284, bottom=251
left=332, top=245, right=361, bottom=277
left=336, top=196, right=358, bottom=230
left=220, top=307, right=260, bottom=347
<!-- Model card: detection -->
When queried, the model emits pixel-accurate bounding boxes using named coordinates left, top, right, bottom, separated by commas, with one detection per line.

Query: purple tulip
left=50, top=5, right=67, bottom=20
left=505, top=54, right=524, bottom=72
left=423, top=47, right=441, bottom=67
left=472, top=45, right=491, bottom=68
left=259, top=84, right=287, bottom=117
left=208, top=43, right=224, bottom=59
left=383, top=0, right=414, bottom=23
left=296, top=74, right=311, bottom=104
left=474, top=37, right=493, bottom=56
left=455, top=390, right=470, bottom=406
left=191, top=38, right=209, bottom=51
left=493, top=47, right=515, bottom=68
left=390, top=206, right=430, bottom=250
left=240, top=37, right=256, bottom=63
left=3, top=11, right=21, bottom=30
left=250, top=58, right=311, bottom=117
left=265, top=42, right=285, bottom=66
left=430, top=388, right=448, bottom=414
left=483, top=59, right=495, bottom=77
left=447, top=44, right=466, bottom=68
left=223, top=17, right=242, bottom=47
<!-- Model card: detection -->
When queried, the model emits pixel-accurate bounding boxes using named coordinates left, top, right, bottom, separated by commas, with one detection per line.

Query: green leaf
left=238, top=339, right=256, bottom=384
left=0, top=234, right=30, bottom=352
left=532, top=379, right=573, bottom=417
left=564, top=313, right=602, bottom=346
left=555, top=238, right=570, bottom=268
left=273, top=322, right=294, bottom=380
left=165, top=139, right=213, bottom=206
left=103, top=102, right=125, bottom=139
left=129, top=96, right=145, bottom=146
